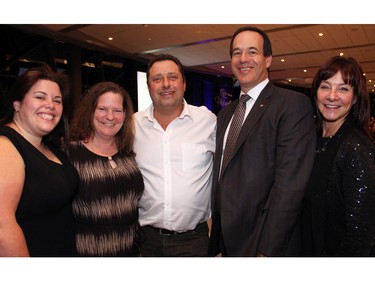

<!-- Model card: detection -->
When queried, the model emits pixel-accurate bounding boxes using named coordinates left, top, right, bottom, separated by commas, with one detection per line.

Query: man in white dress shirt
left=133, top=54, right=216, bottom=256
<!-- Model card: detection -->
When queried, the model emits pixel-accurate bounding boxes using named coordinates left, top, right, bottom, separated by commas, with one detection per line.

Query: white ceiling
left=19, top=24, right=375, bottom=92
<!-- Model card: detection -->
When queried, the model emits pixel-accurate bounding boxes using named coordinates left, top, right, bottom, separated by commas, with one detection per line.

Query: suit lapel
left=227, top=83, right=274, bottom=166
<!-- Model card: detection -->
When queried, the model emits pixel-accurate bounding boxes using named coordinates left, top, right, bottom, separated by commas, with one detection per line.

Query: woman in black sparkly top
left=301, top=56, right=375, bottom=256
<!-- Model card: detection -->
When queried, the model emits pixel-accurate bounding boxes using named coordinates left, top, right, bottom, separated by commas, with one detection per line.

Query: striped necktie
left=217, top=94, right=250, bottom=212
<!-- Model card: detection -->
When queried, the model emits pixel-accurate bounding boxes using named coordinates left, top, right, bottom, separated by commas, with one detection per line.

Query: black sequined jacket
left=302, top=121, right=375, bottom=256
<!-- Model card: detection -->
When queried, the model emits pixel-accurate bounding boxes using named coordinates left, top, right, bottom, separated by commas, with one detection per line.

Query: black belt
left=145, top=222, right=206, bottom=236
left=154, top=228, right=179, bottom=236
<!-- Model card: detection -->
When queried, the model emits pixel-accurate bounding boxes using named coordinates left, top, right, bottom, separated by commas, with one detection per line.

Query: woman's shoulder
left=0, top=125, right=18, bottom=138
left=338, top=127, right=375, bottom=159
left=344, top=125, right=374, bottom=145
left=0, top=133, right=20, bottom=156
left=65, top=141, right=86, bottom=157
left=0, top=126, right=29, bottom=154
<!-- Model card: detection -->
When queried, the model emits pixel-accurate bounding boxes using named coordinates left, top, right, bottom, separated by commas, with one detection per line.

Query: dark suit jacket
left=208, top=81, right=316, bottom=256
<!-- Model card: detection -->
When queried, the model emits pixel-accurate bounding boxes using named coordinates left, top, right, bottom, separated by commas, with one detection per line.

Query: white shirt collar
left=241, top=78, right=269, bottom=101
left=143, top=99, right=192, bottom=122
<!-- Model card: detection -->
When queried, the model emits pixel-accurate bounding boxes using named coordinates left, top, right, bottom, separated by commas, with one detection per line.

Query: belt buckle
left=158, top=228, right=175, bottom=235
left=159, top=229, right=169, bottom=235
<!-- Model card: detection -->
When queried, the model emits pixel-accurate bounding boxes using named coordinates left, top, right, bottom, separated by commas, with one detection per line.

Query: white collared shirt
left=242, top=78, right=269, bottom=121
left=133, top=99, right=217, bottom=232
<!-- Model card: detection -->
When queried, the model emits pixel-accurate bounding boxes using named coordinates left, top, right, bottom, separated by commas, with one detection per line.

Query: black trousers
left=141, top=222, right=209, bottom=257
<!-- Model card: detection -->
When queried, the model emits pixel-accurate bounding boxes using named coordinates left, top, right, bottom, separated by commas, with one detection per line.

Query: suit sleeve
left=258, top=93, right=316, bottom=256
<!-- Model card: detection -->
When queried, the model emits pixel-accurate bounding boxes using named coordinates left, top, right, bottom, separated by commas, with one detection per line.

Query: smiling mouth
left=38, top=113, right=54, bottom=120
left=325, top=104, right=339, bottom=109
left=160, top=91, right=173, bottom=96
left=237, top=66, right=255, bottom=73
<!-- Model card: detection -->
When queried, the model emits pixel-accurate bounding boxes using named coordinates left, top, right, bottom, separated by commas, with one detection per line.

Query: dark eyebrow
left=247, top=47, right=259, bottom=51
left=33, top=91, right=62, bottom=99
left=33, top=90, right=47, bottom=95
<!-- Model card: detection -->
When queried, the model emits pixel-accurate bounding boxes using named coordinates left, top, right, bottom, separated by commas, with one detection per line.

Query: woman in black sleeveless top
left=0, top=65, right=78, bottom=257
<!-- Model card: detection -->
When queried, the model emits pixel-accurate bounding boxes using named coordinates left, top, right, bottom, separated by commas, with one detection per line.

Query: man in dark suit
left=208, top=26, right=316, bottom=257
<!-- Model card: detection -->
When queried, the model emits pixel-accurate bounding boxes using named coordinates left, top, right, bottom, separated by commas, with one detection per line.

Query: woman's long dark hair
left=311, top=56, right=371, bottom=139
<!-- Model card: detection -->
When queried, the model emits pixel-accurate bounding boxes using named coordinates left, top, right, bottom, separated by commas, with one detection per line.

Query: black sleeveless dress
left=0, top=126, right=79, bottom=256
left=67, top=142, right=144, bottom=256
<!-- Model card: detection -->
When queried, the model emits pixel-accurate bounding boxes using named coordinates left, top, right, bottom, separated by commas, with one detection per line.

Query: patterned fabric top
left=67, top=142, right=144, bottom=256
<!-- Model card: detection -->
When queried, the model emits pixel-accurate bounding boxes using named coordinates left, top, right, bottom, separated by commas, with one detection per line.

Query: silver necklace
left=316, top=135, right=334, bottom=154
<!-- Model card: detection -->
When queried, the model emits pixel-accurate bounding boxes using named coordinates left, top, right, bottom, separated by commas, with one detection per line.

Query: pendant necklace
left=87, top=139, right=118, bottom=169
left=316, top=135, right=334, bottom=155
left=108, top=156, right=117, bottom=169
